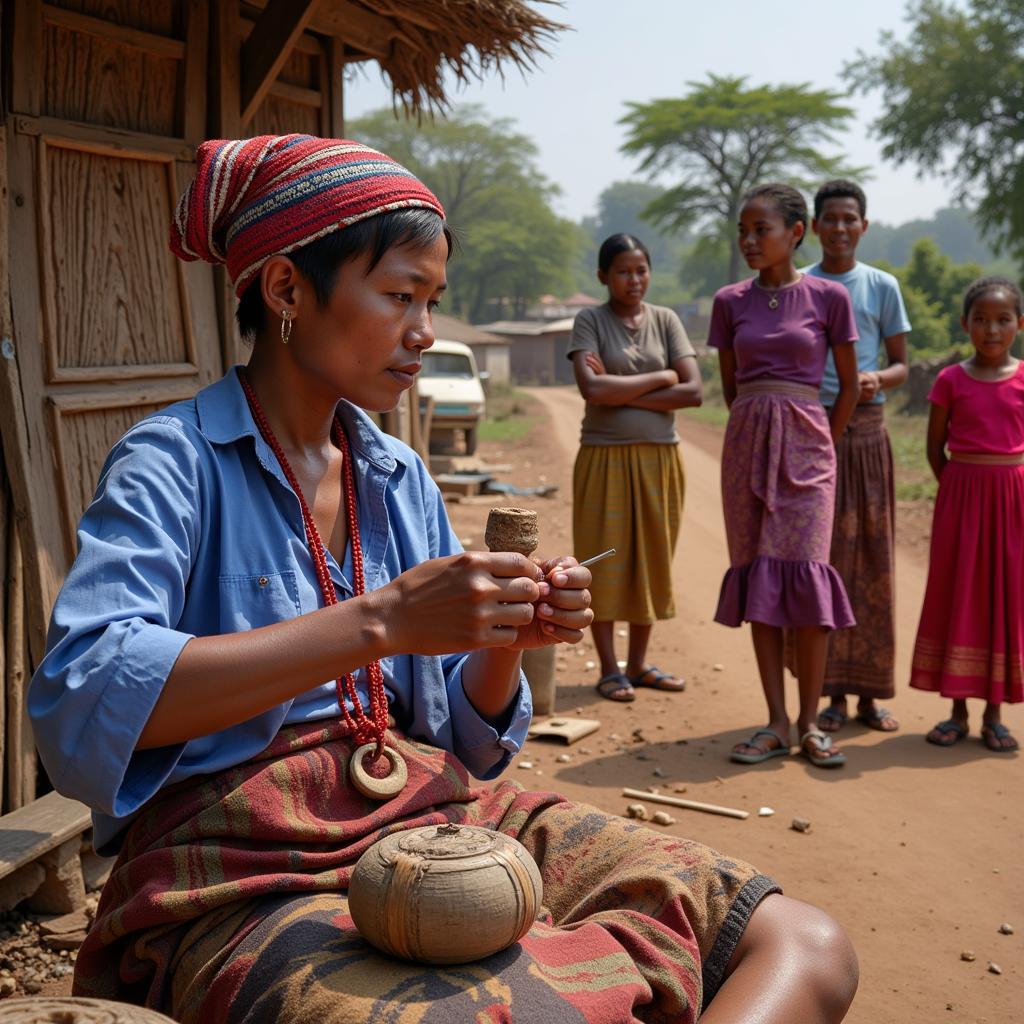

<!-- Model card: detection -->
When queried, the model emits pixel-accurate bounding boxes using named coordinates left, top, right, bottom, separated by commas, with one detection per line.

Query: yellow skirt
left=572, top=443, right=684, bottom=624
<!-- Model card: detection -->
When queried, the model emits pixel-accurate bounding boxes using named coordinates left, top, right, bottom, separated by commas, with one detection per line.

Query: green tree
left=846, top=0, right=1024, bottom=264
left=619, top=75, right=859, bottom=282
left=903, top=237, right=983, bottom=344
left=349, top=105, right=579, bottom=320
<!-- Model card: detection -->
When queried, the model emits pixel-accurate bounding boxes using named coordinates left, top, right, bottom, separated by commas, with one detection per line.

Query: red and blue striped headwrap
left=170, top=135, right=445, bottom=297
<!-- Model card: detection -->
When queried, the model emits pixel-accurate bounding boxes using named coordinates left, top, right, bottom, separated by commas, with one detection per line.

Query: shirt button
left=258, top=576, right=269, bottom=587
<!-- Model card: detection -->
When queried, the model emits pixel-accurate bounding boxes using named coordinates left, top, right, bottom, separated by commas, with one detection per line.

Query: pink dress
left=910, top=363, right=1024, bottom=703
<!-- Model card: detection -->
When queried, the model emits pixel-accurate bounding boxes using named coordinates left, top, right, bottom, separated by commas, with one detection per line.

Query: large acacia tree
left=846, top=0, right=1024, bottom=264
left=620, top=75, right=857, bottom=282
left=350, top=105, right=578, bottom=321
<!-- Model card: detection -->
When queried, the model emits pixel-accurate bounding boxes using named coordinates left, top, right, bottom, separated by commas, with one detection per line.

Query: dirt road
left=449, top=387, right=1021, bottom=1023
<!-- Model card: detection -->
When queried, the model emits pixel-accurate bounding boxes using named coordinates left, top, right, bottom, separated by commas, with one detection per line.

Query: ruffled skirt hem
left=714, top=555, right=856, bottom=630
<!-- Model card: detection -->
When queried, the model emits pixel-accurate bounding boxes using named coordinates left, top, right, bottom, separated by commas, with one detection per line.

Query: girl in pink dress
left=912, top=277, right=1024, bottom=752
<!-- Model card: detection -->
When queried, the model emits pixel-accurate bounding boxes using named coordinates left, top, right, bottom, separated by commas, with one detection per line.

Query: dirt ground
left=445, top=386, right=1021, bottom=1024
left=10, top=387, right=1020, bottom=1020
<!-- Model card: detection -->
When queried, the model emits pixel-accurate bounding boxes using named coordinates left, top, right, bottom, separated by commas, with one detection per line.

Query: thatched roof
left=312, top=1, right=566, bottom=115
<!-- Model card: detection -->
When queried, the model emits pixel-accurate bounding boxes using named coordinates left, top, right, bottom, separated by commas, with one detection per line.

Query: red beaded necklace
left=239, top=368, right=389, bottom=756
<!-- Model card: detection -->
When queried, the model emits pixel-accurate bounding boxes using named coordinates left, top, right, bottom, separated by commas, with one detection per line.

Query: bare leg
left=702, top=894, right=859, bottom=1024
left=624, top=623, right=652, bottom=678
left=793, top=626, right=829, bottom=737
left=590, top=620, right=618, bottom=678
left=733, top=623, right=789, bottom=756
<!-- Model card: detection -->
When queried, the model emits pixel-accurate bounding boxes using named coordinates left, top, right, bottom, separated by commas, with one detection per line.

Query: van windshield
left=422, top=352, right=475, bottom=379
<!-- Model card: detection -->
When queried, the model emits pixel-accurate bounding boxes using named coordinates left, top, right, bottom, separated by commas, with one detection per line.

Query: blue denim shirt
left=29, top=369, right=531, bottom=854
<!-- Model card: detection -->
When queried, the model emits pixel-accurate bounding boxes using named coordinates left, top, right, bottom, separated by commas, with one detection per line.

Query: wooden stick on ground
left=621, top=788, right=749, bottom=820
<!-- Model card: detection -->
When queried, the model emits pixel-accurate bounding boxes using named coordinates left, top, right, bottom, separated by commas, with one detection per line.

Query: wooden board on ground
left=0, top=791, right=91, bottom=879
left=527, top=717, right=600, bottom=745
left=434, top=473, right=494, bottom=497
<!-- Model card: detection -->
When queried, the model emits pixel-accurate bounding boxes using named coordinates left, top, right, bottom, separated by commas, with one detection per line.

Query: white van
left=418, top=339, right=487, bottom=455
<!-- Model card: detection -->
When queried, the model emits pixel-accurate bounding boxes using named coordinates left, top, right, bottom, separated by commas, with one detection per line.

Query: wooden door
left=0, top=0, right=220, bottom=800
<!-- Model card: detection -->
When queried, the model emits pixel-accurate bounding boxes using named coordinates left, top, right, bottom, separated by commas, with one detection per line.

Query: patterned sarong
left=823, top=404, right=896, bottom=697
left=715, top=382, right=854, bottom=629
left=74, top=721, right=778, bottom=1023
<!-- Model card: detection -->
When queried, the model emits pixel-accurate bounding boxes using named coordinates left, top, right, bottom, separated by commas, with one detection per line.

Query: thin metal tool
left=543, top=548, right=616, bottom=582
left=578, top=548, right=616, bottom=569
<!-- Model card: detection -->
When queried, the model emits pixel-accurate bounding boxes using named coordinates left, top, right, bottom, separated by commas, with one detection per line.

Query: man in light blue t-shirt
left=807, top=179, right=912, bottom=735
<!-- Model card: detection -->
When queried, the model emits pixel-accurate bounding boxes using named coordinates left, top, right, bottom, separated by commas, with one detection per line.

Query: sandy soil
left=445, top=386, right=1022, bottom=1024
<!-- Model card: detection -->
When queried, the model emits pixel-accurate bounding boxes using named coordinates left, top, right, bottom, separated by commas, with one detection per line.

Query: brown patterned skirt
left=823, top=404, right=896, bottom=698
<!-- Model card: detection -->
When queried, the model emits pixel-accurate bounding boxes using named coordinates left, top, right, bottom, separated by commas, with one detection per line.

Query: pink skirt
left=910, top=459, right=1024, bottom=703
left=715, top=381, right=854, bottom=630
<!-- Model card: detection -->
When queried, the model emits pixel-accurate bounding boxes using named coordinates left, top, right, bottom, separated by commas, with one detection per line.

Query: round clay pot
left=348, top=822, right=542, bottom=964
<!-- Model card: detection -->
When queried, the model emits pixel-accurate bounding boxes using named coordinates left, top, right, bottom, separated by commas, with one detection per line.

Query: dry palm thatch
left=330, top=1, right=567, bottom=115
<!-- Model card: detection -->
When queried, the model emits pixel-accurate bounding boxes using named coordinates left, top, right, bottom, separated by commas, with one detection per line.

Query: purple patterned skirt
left=715, top=380, right=854, bottom=630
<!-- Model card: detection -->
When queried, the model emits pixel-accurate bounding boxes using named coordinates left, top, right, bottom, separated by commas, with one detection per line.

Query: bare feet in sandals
left=596, top=672, right=635, bottom=702
left=981, top=720, right=1018, bottom=752
left=818, top=699, right=898, bottom=732
left=855, top=699, right=899, bottom=731
left=628, top=665, right=685, bottom=692
left=800, top=729, right=847, bottom=768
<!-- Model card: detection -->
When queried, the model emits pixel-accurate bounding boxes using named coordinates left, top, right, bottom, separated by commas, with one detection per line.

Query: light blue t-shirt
left=29, top=369, right=531, bottom=854
left=808, top=262, right=912, bottom=405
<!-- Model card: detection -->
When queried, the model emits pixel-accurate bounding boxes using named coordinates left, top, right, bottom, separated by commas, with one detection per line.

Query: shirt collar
left=196, top=366, right=411, bottom=474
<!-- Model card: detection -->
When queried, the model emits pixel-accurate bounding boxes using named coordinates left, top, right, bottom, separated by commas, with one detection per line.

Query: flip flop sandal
left=629, top=665, right=686, bottom=692
left=817, top=706, right=849, bottom=732
left=925, top=719, right=968, bottom=746
left=856, top=706, right=899, bottom=731
left=981, top=722, right=1019, bottom=753
left=730, top=728, right=791, bottom=764
left=596, top=672, right=635, bottom=702
left=800, top=729, right=847, bottom=768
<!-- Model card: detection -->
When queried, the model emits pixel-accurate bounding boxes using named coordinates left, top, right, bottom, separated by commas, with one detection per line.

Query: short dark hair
left=962, top=275, right=1024, bottom=319
left=742, top=184, right=808, bottom=249
left=814, top=179, right=867, bottom=219
left=597, top=233, right=651, bottom=273
left=236, top=207, right=452, bottom=342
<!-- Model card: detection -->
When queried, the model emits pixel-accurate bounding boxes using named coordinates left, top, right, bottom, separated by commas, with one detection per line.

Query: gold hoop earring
left=280, top=310, right=293, bottom=345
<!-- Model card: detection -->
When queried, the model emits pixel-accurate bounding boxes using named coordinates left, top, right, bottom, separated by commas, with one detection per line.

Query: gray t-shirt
left=568, top=303, right=696, bottom=445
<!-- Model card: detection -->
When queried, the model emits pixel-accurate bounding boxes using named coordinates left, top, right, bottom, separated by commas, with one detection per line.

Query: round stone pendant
left=768, top=295, right=779, bottom=309
left=350, top=743, right=408, bottom=800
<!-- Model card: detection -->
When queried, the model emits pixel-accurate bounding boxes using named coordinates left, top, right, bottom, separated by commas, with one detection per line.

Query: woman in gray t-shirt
left=568, top=233, right=703, bottom=701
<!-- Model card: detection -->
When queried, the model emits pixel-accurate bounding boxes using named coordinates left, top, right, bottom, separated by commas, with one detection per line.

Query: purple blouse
left=707, top=275, right=858, bottom=387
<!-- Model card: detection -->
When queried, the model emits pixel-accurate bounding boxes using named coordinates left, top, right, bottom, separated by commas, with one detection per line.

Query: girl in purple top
left=708, top=184, right=860, bottom=768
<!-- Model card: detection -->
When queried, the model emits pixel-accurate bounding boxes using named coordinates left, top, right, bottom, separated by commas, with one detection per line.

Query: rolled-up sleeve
left=445, top=655, right=532, bottom=779
left=29, top=421, right=200, bottom=815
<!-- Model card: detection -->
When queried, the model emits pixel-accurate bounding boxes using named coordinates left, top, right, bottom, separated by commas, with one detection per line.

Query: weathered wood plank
left=0, top=791, right=91, bottom=879
left=239, top=0, right=321, bottom=126
left=179, top=0, right=209, bottom=143
left=327, top=36, right=345, bottom=137
left=4, top=521, right=35, bottom=810
left=41, top=4, right=186, bottom=60
left=9, top=0, right=44, bottom=115
left=14, top=114, right=192, bottom=160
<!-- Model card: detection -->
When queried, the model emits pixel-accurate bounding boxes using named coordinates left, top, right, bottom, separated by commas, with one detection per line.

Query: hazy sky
left=344, top=0, right=959, bottom=227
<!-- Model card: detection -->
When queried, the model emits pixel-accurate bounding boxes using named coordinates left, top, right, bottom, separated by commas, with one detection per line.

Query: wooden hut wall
left=0, top=0, right=427, bottom=808
left=0, top=0, right=223, bottom=808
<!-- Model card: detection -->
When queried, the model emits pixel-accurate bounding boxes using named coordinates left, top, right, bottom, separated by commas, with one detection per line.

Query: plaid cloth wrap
left=74, top=721, right=779, bottom=1023
left=170, top=135, right=445, bottom=296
